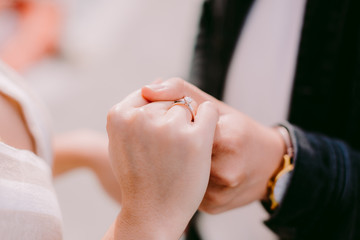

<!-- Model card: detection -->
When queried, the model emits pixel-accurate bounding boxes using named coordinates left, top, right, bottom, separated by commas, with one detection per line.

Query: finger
left=117, top=89, right=149, bottom=110
left=166, top=97, right=198, bottom=123
left=107, top=90, right=149, bottom=126
left=139, top=100, right=174, bottom=120
left=194, top=101, right=219, bottom=141
left=141, top=78, right=219, bottom=105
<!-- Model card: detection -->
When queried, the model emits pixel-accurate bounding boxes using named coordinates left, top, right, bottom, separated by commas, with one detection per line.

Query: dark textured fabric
left=189, top=0, right=254, bottom=99
left=186, top=0, right=360, bottom=239
left=288, top=0, right=360, bottom=150
left=263, top=126, right=360, bottom=240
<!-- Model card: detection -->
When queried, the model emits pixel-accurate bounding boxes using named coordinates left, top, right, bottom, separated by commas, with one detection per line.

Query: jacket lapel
left=190, top=0, right=255, bottom=99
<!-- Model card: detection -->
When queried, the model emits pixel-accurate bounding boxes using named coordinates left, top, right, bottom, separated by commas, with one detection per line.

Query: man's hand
left=142, top=78, right=286, bottom=214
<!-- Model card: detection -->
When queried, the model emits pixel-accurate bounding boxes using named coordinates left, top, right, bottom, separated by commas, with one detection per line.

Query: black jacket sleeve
left=264, top=125, right=360, bottom=240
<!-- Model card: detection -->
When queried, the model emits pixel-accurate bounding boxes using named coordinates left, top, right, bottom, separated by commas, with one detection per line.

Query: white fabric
left=0, top=178, right=61, bottom=217
left=0, top=62, right=53, bottom=163
left=0, top=62, right=62, bottom=239
left=223, top=0, right=306, bottom=126
left=199, top=0, right=306, bottom=239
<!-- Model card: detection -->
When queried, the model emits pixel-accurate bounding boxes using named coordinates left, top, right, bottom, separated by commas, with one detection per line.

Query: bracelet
left=276, top=126, right=293, bottom=158
left=267, top=126, right=294, bottom=210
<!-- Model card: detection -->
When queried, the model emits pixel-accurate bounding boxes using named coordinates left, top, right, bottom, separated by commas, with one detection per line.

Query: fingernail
left=145, top=83, right=166, bottom=91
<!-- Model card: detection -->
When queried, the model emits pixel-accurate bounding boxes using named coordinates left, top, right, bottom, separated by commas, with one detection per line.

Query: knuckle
left=200, top=194, right=225, bottom=214
left=106, top=105, right=122, bottom=129
left=211, top=165, right=244, bottom=187
left=107, top=105, right=137, bottom=130
left=160, top=118, right=185, bottom=136
left=158, top=118, right=175, bottom=132
left=151, top=119, right=180, bottom=141
left=169, top=77, right=186, bottom=86
left=167, top=77, right=186, bottom=93
left=222, top=172, right=241, bottom=187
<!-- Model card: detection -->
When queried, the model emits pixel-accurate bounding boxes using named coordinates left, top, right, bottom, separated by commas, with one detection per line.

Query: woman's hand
left=105, top=90, right=218, bottom=239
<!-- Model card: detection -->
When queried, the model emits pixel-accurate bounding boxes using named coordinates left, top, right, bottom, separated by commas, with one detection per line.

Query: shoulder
left=0, top=92, right=36, bottom=153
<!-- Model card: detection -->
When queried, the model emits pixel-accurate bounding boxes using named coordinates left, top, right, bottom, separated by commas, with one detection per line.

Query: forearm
left=264, top=125, right=360, bottom=239
left=52, top=143, right=95, bottom=177
left=52, top=131, right=108, bottom=177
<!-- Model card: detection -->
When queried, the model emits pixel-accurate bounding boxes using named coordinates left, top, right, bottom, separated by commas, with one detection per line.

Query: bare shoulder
left=0, top=92, right=36, bottom=153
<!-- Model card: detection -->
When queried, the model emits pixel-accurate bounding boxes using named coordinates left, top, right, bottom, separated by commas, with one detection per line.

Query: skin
left=0, top=1, right=119, bottom=202
left=0, top=86, right=219, bottom=239
left=0, top=92, right=35, bottom=151
left=53, top=130, right=122, bottom=203
left=141, top=78, right=287, bottom=214
left=103, top=90, right=219, bottom=239
left=0, top=93, right=121, bottom=204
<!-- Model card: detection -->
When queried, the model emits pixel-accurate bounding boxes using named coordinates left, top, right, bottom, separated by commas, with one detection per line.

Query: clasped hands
left=106, top=78, right=286, bottom=239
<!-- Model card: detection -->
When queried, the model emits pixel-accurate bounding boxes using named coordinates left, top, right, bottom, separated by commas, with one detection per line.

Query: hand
left=142, top=78, right=286, bottom=214
left=105, top=90, right=218, bottom=239
left=53, top=130, right=122, bottom=204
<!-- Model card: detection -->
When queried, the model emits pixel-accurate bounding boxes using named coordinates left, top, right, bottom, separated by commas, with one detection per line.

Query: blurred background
left=0, top=0, right=274, bottom=239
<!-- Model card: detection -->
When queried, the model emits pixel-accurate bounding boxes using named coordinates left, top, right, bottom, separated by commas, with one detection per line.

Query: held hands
left=142, top=78, right=286, bottom=214
left=106, top=90, right=218, bottom=239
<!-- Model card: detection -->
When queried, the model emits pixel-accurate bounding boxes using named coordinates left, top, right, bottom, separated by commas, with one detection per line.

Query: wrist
left=260, top=126, right=288, bottom=201
left=114, top=208, right=183, bottom=240
left=266, top=126, right=294, bottom=209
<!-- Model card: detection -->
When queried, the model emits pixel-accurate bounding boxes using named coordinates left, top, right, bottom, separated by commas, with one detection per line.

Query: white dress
left=0, top=62, right=62, bottom=240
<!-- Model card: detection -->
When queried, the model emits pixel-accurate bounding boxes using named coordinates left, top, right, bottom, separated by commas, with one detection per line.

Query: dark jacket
left=187, top=0, right=360, bottom=239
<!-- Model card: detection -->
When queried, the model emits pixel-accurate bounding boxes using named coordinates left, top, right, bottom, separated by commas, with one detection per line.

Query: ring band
left=172, top=96, right=195, bottom=121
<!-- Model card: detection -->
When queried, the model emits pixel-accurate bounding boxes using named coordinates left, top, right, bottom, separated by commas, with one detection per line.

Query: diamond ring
left=172, top=96, right=195, bottom=121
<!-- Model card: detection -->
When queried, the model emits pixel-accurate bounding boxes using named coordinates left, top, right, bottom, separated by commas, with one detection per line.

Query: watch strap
left=267, top=126, right=294, bottom=210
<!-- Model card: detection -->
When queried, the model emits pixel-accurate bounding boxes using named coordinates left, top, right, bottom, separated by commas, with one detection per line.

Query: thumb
left=142, top=78, right=219, bottom=105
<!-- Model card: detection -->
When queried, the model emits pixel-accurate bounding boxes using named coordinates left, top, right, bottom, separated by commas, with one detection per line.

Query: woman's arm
left=52, top=130, right=122, bottom=203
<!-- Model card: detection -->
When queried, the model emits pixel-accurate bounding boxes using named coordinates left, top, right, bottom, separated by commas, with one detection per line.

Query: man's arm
left=264, top=125, right=360, bottom=240
left=142, top=78, right=360, bottom=239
